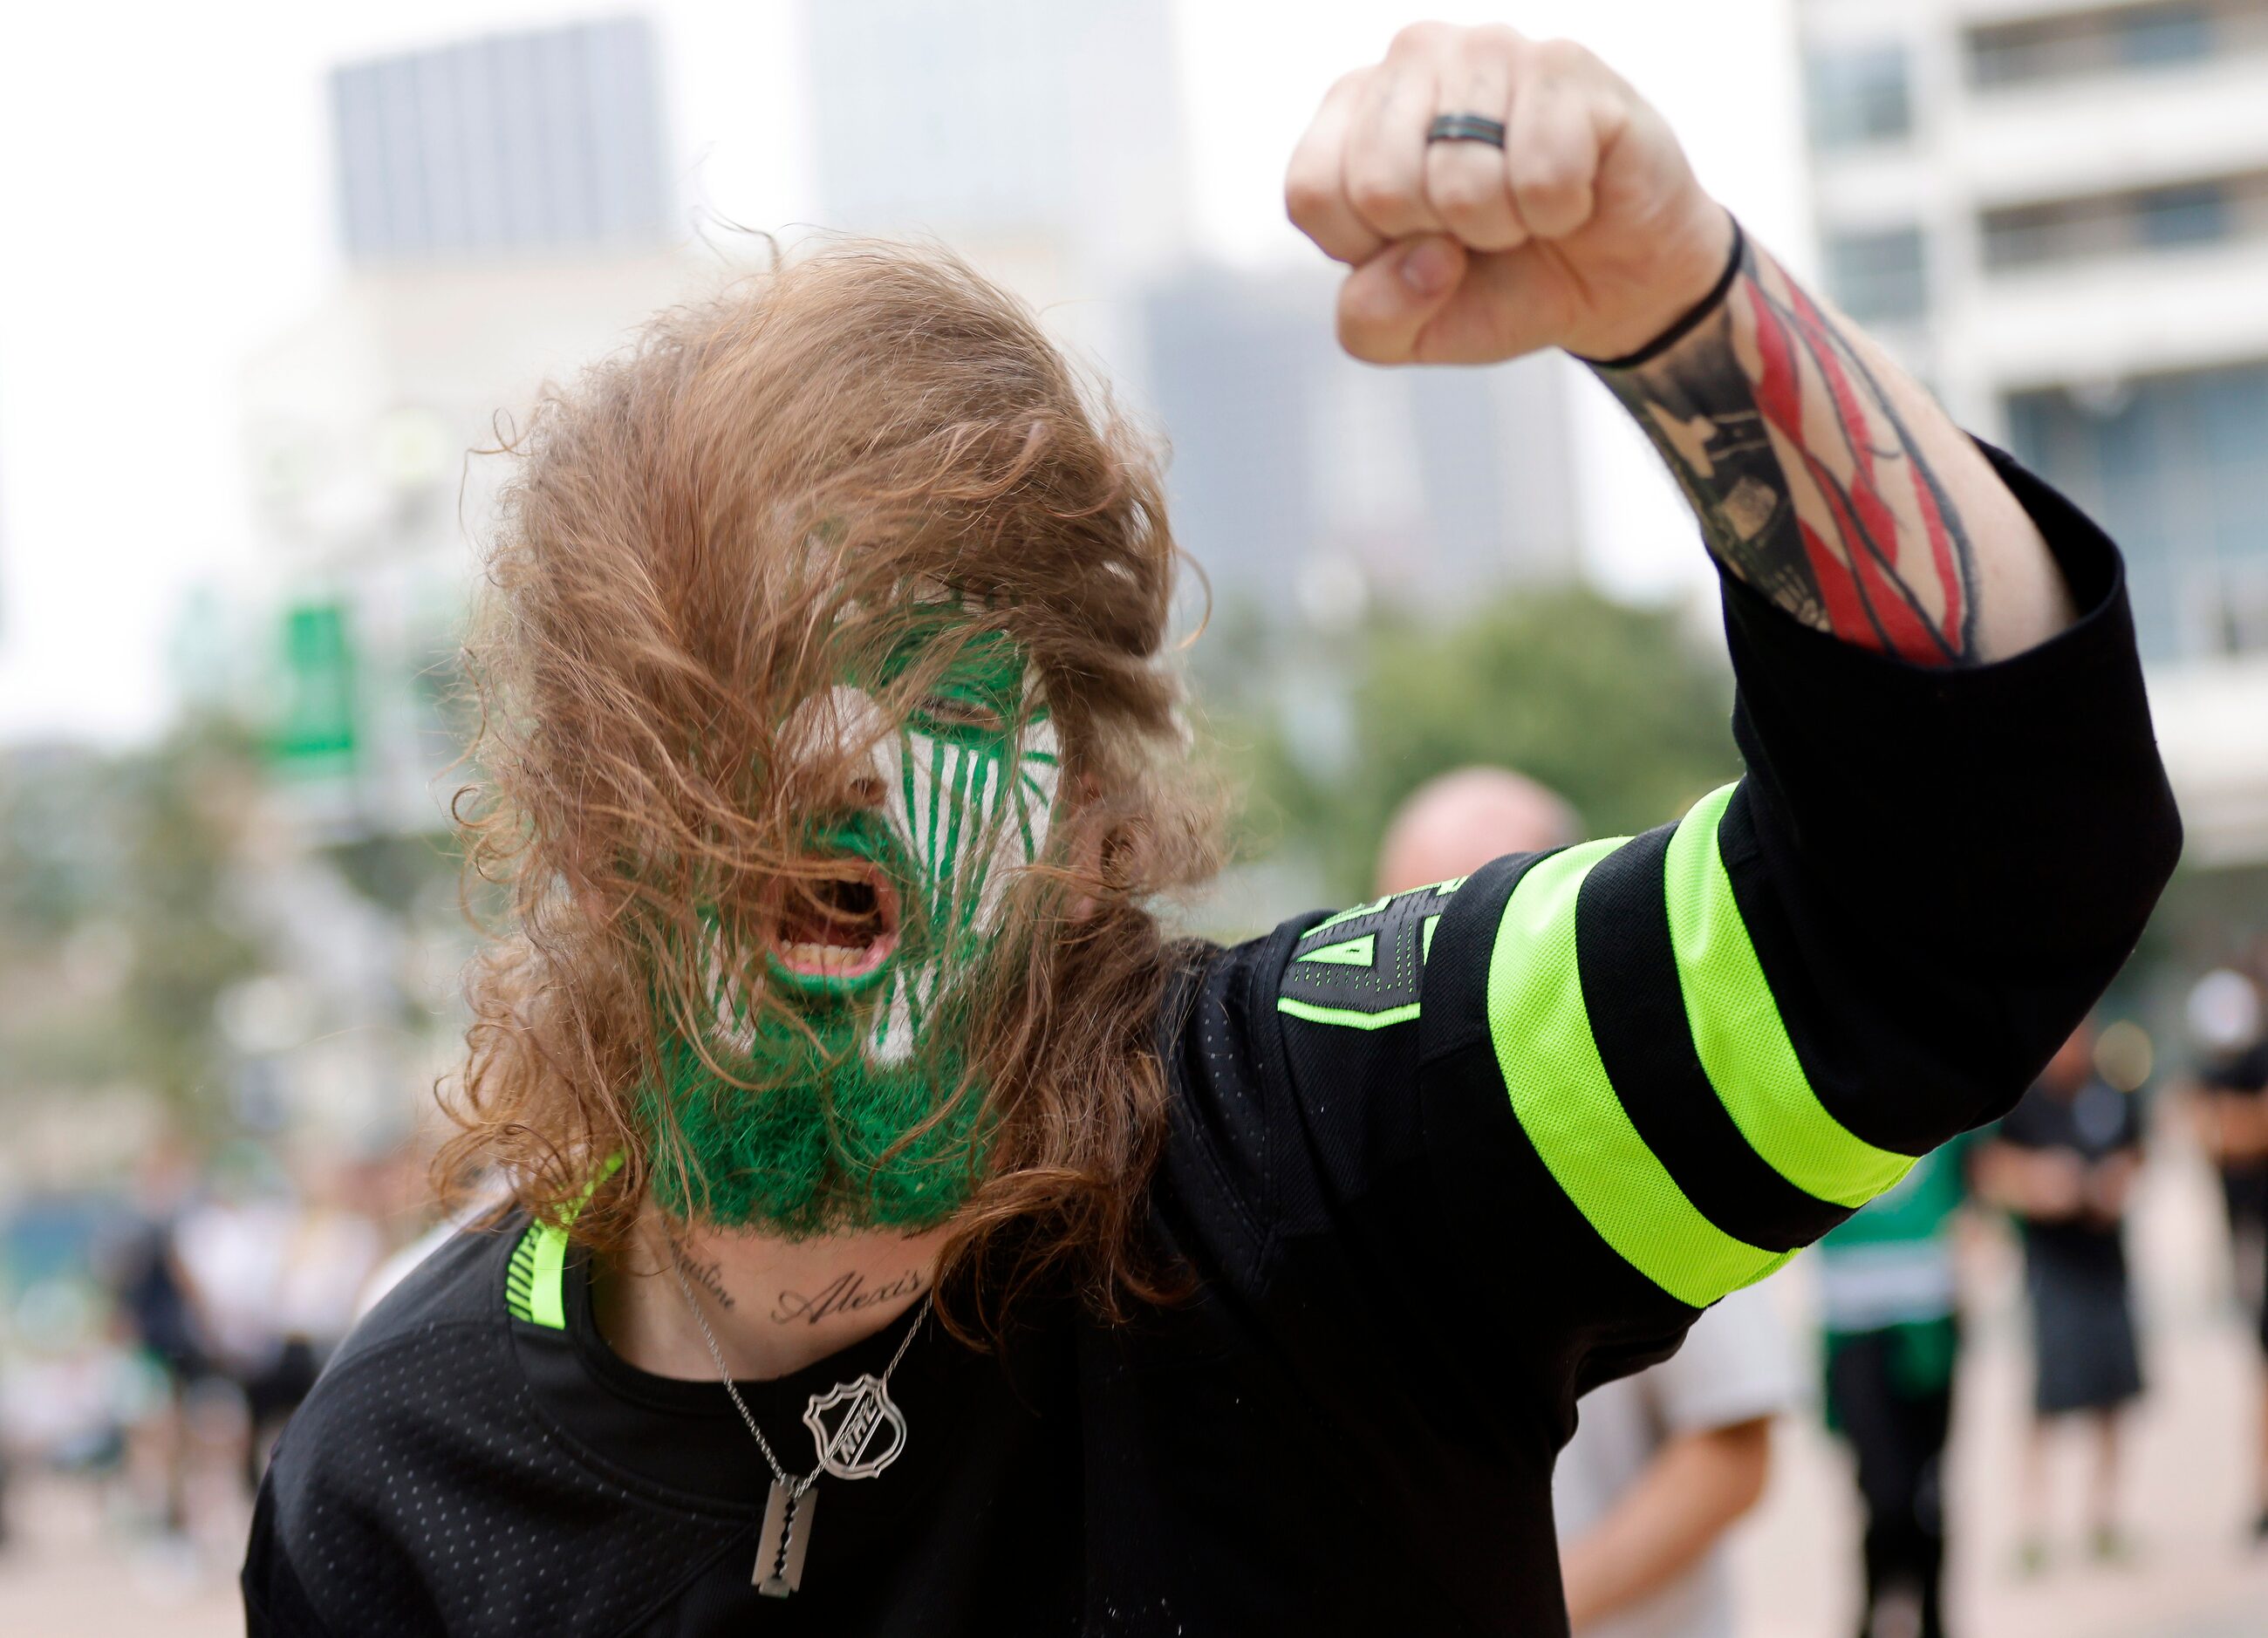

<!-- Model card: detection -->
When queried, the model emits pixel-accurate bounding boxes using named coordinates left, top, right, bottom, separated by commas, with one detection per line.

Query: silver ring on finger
left=1425, top=113, right=1506, bottom=150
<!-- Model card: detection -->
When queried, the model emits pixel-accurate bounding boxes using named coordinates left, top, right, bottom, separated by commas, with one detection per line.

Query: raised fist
left=1285, top=24, right=1734, bottom=365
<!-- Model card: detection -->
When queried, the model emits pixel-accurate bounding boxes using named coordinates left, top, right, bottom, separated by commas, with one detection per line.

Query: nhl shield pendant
left=754, top=1480, right=815, bottom=1597
left=803, top=1371, right=909, bottom=1480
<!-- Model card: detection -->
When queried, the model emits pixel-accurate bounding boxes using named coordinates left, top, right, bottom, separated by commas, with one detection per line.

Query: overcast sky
left=0, top=0, right=1807, bottom=744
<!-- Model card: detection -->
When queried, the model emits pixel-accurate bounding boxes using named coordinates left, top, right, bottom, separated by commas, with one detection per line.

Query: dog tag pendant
left=754, top=1480, right=816, bottom=1597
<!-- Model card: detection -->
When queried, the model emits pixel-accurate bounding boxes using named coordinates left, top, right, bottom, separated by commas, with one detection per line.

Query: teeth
left=779, top=940, right=874, bottom=975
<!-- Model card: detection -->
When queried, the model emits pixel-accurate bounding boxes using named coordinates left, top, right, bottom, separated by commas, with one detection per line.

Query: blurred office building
left=1800, top=0, right=2268, bottom=863
left=224, top=15, right=698, bottom=842
left=1139, top=266, right=1582, bottom=609
left=803, top=0, right=1188, bottom=364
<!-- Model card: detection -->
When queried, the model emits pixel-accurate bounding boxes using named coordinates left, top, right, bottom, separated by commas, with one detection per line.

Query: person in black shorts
left=1816, top=1135, right=1975, bottom=1638
left=2187, top=965, right=2268, bottom=1539
left=240, top=22, right=2182, bottom=1636
left=1980, top=1022, right=2146, bottom=1566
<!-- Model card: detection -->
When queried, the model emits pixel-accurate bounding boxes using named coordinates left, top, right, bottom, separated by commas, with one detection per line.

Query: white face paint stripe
left=921, top=737, right=941, bottom=878
left=965, top=754, right=991, bottom=910
left=944, top=745, right=968, bottom=895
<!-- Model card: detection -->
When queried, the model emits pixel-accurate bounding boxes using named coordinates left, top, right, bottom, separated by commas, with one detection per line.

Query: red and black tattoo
left=1595, top=225, right=1979, bottom=665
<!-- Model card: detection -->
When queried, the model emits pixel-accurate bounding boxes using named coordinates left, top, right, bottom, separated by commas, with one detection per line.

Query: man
left=1815, top=1135, right=1975, bottom=1638
left=1378, top=768, right=1800, bottom=1638
left=1978, top=1022, right=2147, bottom=1566
left=243, top=24, right=2180, bottom=1636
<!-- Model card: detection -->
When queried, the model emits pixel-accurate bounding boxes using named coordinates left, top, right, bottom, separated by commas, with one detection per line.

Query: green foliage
left=0, top=721, right=264, bottom=1119
left=114, top=728, right=268, bottom=1106
left=1212, top=584, right=1740, bottom=901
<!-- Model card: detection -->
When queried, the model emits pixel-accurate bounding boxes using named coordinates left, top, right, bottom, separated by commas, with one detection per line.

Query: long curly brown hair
left=441, top=242, right=1222, bottom=1336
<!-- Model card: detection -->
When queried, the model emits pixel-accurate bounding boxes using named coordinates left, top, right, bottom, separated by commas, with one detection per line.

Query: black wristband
left=1575, top=215, right=1747, bottom=372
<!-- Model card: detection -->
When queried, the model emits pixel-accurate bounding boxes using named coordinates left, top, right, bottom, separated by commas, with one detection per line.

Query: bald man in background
left=1377, top=769, right=1801, bottom=1638
left=1374, top=767, right=1584, bottom=892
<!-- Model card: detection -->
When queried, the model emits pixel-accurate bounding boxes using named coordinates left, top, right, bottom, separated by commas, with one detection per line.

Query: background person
left=1378, top=768, right=1800, bottom=1638
left=1978, top=1022, right=2145, bottom=1568
left=171, top=1146, right=293, bottom=1502
left=1815, top=1136, right=1976, bottom=1638
left=2184, top=964, right=2268, bottom=1540
left=103, top=1138, right=210, bottom=1541
left=243, top=1154, right=386, bottom=1486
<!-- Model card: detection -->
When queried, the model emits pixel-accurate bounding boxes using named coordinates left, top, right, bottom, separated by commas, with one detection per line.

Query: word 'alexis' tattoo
left=772, top=1267, right=927, bottom=1327
left=1598, top=229, right=1979, bottom=665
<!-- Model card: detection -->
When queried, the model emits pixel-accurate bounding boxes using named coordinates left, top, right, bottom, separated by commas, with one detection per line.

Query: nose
left=781, top=686, right=894, bottom=812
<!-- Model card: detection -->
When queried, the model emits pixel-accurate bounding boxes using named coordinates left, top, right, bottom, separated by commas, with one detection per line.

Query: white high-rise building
left=803, top=0, right=1186, bottom=279
left=229, top=18, right=701, bottom=839
left=331, top=16, right=673, bottom=264
left=803, top=0, right=1190, bottom=386
left=1139, top=266, right=1581, bottom=607
left=1801, top=0, right=2268, bottom=862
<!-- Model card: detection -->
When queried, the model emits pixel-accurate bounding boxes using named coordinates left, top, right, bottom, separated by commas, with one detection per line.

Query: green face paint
left=647, top=626, right=1061, bottom=1235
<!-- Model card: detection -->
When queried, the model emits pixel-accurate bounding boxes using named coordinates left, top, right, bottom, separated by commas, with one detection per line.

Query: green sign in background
left=272, top=601, right=358, bottom=776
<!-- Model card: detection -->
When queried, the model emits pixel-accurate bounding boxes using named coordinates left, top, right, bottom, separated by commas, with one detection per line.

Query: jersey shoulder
left=1153, top=868, right=1518, bottom=1266
left=254, top=1220, right=743, bottom=1638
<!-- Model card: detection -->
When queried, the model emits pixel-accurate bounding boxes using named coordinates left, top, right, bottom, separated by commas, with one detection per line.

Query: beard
left=642, top=991, right=988, bottom=1238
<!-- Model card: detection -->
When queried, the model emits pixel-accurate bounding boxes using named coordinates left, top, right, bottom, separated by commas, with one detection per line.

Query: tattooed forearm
left=772, top=1267, right=927, bottom=1326
left=1595, top=225, right=1980, bottom=665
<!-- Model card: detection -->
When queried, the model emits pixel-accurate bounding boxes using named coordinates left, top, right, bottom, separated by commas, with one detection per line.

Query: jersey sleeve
left=243, top=1476, right=336, bottom=1638
left=1266, top=444, right=2178, bottom=1355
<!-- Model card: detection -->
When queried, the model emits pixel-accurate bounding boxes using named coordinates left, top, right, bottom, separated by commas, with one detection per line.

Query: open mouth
left=765, top=857, right=901, bottom=989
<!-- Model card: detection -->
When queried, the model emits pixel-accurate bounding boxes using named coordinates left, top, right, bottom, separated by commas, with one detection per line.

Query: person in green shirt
left=1816, top=1134, right=1975, bottom=1638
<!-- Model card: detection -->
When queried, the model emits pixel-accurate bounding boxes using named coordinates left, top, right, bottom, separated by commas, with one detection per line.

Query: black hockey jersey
left=244, top=449, right=2179, bottom=1636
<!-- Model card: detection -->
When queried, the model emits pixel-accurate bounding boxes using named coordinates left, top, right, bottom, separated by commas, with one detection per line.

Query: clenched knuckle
left=1514, top=171, right=1591, bottom=229
left=1390, top=19, right=1449, bottom=57
left=1345, top=167, right=1409, bottom=222
left=1513, top=163, right=1581, bottom=202
left=1514, top=169, right=1585, bottom=213
left=1533, top=36, right=1591, bottom=78
left=1284, top=165, right=1334, bottom=222
left=1469, top=23, right=1524, bottom=57
left=1428, top=168, right=1497, bottom=217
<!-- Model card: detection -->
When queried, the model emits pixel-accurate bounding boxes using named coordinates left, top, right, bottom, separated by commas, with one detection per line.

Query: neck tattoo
left=680, top=1255, right=736, bottom=1311
left=772, top=1267, right=926, bottom=1326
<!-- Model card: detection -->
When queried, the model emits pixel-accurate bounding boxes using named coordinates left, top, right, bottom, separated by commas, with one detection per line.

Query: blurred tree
left=1209, top=584, right=1739, bottom=902
left=110, top=724, right=266, bottom=1110
left=0, top=721, right=263, bottom=1123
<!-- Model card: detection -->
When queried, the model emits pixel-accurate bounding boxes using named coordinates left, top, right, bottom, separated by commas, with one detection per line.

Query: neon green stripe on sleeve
left=1663, top=785, right=1912, bottom=1210
left=1486, top=839, right=1793, bottom=1309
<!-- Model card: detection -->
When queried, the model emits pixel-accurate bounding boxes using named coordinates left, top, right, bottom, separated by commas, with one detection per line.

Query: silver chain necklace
left=668, top=1255, right=932, bottom=1598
